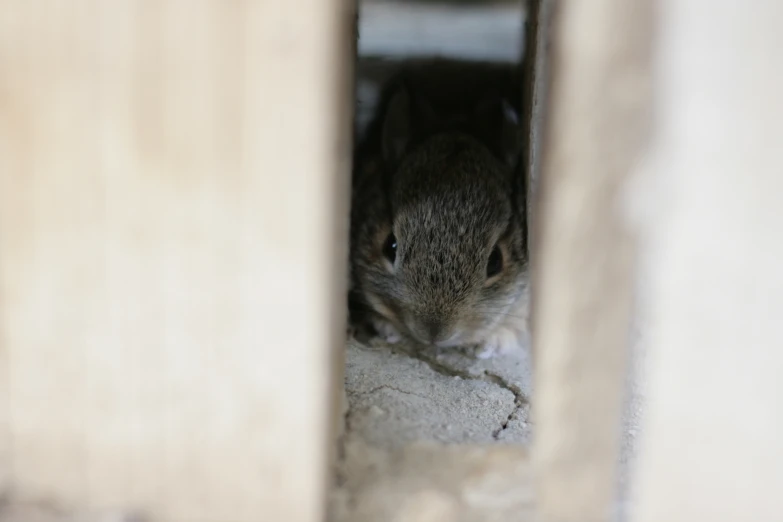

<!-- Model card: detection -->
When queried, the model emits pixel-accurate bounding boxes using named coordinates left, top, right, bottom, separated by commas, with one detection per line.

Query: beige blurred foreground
left=1, top=1, right=782, bottom=522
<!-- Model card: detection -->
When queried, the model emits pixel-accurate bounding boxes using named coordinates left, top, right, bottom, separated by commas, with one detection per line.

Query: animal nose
left=407, top=316, right=456, bottom=346
left=423, top=319, right=443, bottom=343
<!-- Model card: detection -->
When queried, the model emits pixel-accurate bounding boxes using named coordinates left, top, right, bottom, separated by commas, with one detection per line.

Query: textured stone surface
left=333, top=338, right=536, bottom=521
left=344, top=341, right=532, bottom=448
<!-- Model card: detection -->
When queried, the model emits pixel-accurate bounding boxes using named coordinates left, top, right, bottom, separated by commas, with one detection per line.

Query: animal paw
left=372, top=317, right=402, bottom=344
left=475, top=329, right=520, bottom=359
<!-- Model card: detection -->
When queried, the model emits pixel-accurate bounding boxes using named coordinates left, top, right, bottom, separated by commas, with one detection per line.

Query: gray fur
left=350, top=58, right=530, bottom=356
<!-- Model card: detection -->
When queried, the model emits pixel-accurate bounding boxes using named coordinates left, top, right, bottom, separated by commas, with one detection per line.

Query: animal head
left=353, top=84, right=528, bottom=347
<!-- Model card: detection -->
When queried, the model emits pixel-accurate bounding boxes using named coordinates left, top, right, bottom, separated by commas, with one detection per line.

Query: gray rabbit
left=349, top=58, right=530, bottom=358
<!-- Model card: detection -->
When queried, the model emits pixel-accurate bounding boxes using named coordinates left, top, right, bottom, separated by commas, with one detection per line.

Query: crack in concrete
left=396, top=346, right=529, bottom=440
left=484, top=370, right=527, bottom=440
left=491, top=402, right=523, bottom=440
left=362, top=384, right=431, bottom=401
left=395, top=345, right=478, bottom=381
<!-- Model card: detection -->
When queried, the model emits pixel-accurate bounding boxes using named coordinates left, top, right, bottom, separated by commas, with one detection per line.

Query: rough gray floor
left=344, top=340, right=533, bottom=447
left=333, top=2, right=647, bottom=521
left=331, top=339, right=537, bottom=521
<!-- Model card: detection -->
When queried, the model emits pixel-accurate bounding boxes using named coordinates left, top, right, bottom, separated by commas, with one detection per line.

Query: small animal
left=349, top=58, right=530, bottom=358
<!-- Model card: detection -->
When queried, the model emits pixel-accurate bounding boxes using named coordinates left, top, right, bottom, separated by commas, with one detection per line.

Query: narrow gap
left=334, top=0, right=531, bottom=519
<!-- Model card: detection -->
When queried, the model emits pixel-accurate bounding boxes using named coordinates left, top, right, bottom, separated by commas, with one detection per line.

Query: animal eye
left=383, top=232, right=397, bottom=264
left=487, top=245, right=503, bottom=278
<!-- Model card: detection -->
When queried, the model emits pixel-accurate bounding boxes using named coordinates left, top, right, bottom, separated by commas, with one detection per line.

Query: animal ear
left=382, top=87, right=411, bottom=164
left=382, top=84, right=437, bottom=165
left=474, top=94, right=522, bottom=168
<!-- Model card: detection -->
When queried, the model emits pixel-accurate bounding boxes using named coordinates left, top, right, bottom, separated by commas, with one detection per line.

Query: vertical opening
left=334, top=0, right=534, bottom=520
